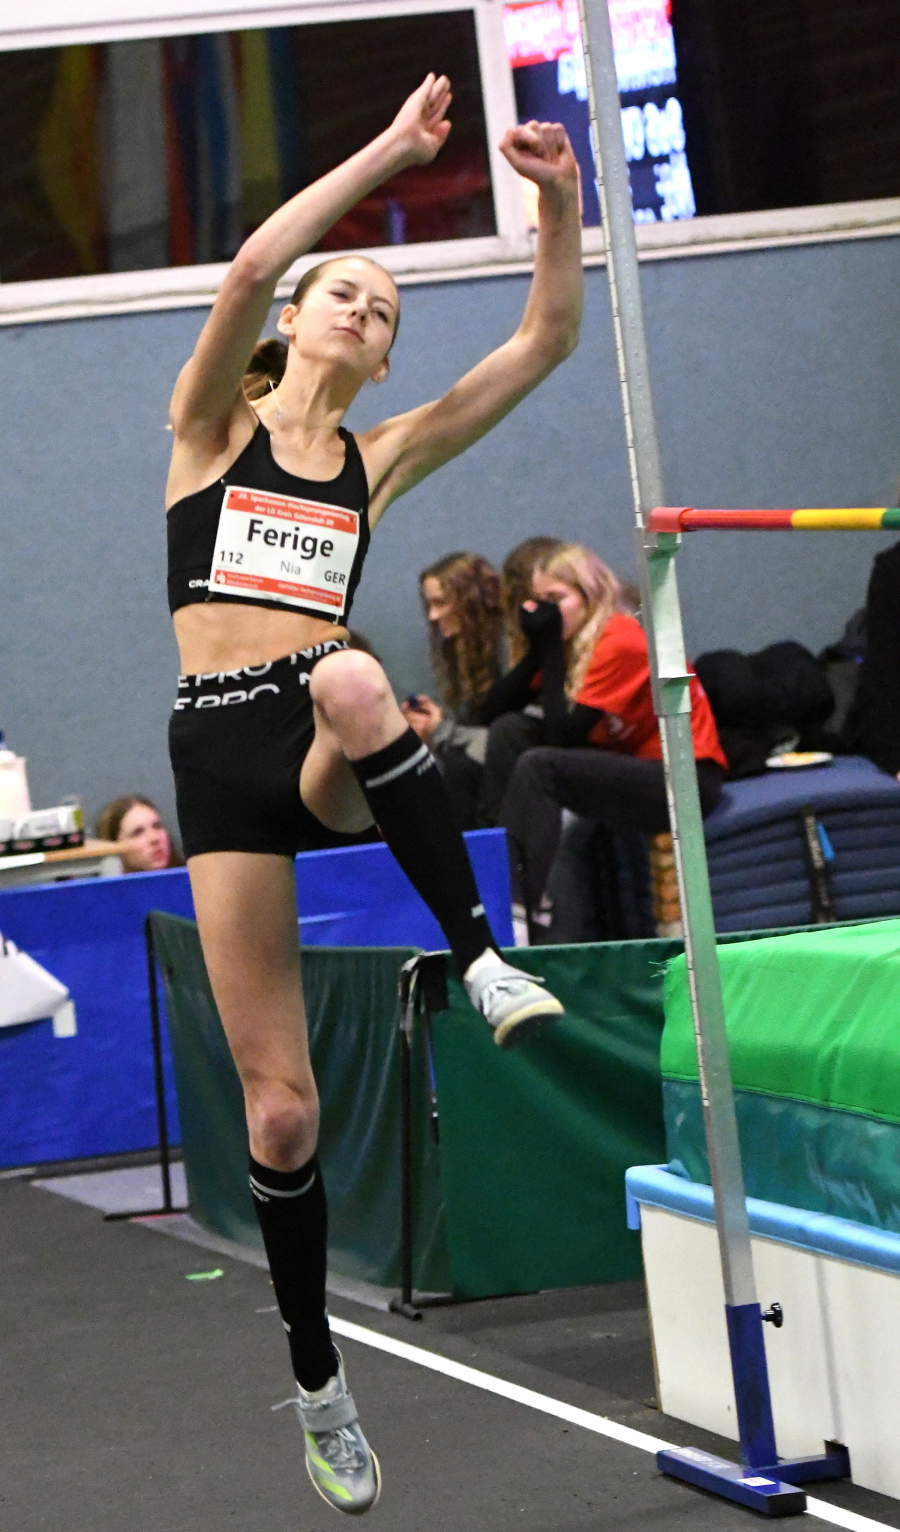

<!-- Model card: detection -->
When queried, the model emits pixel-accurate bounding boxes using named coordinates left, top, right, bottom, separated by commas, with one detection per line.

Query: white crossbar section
left=329, top=1316, right=895, bottom=1532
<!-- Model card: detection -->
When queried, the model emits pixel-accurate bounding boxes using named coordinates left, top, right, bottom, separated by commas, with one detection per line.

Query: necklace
left=267, top=378, right=285, bottom=424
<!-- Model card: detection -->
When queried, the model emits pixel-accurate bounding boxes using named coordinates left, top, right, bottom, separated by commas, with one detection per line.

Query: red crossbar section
left=646, top=507, right=689, bottom=532
left=647, top=508, right=796, bottom=532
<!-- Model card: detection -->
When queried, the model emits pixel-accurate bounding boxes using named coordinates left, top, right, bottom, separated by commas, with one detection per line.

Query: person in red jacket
left=491, top=542, right=726, bottom=939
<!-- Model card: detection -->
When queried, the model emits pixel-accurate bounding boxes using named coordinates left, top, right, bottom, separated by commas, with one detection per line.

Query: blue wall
left=1, top=234, right=898, bottom=836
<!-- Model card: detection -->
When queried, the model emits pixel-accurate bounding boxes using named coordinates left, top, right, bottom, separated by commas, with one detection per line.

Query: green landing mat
left=663, top=918, right=900, bottom=1232
left=663, top=919, right=900, bottom=1120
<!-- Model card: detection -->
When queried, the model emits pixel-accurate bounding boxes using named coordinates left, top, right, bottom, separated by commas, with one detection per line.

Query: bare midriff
left=174, top=603, right=348, bottom=676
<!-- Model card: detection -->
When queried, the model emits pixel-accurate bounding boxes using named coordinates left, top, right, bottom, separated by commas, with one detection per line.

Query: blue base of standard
left=658, top=1442, right=850, bottom=1516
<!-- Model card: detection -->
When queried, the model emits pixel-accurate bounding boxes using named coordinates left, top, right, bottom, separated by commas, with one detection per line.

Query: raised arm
left=169, top=74, right=451, bottom=441
left=362, top=122, right=583, bottom=519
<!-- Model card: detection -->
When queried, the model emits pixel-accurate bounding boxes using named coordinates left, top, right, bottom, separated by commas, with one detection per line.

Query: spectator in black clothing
left=501, top=536, right=565, bottom=665
left=859, top=539, right=900, bottom=780
left=477, top=537, right=564, bottom=822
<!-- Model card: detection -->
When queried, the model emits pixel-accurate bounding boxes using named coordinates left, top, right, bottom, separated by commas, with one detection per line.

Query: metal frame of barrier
left=391, top=952, right=452, bottom=1321
left=104, top=915, right=187, bottom=1222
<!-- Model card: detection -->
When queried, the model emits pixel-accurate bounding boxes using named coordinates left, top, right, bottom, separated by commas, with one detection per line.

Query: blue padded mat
left=704, top=756, right=900, bottom=840
left=703, top=757, right=900, bottom=932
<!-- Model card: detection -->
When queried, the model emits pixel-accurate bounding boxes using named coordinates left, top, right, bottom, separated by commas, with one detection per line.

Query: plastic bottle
left=0, top=732, right=32, bottom=820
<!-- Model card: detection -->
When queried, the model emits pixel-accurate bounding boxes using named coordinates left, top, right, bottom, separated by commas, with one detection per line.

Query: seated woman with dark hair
left=476, top=536, right=564, bottom=823
left=401, top=551, right=504, bottom=827
left=95, top=795, right=183, bottom=872
left=500, top=536, right=565, bottom=666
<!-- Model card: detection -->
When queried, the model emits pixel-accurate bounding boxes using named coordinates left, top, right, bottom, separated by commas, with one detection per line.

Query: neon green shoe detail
left=275, top=1351, right=381, bottom=1516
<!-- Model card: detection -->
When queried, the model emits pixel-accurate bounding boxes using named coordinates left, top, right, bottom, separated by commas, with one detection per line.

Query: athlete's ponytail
left=242, top=337, right=289, bottom=401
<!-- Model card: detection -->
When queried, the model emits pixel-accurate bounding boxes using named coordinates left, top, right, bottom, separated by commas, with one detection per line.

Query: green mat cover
left=662, top=919, right=900, bottom=1232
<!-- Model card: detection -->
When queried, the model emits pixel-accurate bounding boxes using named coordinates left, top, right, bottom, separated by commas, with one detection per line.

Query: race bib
left=209, top=485, right=359, bottom=617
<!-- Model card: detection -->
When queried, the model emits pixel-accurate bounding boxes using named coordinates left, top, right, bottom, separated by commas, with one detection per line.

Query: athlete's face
left=117, top=803, right=172, bottom=873
left=531, top=569, right=588, bottom=639
left=284, top=259, right=399, bottom=382
left=422, top=576, right=461, bottom=638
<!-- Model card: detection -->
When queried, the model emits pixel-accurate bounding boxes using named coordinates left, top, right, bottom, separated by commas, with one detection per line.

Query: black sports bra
left=167, top=420, right=371, bottom=623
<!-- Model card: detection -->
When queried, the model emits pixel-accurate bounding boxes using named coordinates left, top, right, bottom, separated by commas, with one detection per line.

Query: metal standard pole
left=572, top=0, right=827, bottom=1508
left=390, top=958, right=423, bottom=1320
left=146, top=915, right=174, bottom=1213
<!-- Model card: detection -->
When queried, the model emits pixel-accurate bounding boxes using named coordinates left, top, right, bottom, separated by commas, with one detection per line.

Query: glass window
left=503, top=0, right=900, bottom=227
left=671, top=0, right=900, bottom=216
left=0, top=11, right=495, bottom=283
left=504, top=0, right=697, bottom=226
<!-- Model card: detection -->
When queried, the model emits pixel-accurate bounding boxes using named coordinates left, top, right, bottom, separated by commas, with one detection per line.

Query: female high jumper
left=165, top=73, right=581, bottom=1515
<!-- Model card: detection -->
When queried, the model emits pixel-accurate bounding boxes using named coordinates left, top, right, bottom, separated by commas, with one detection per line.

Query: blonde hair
left=538, top=543, right=625, bottom=698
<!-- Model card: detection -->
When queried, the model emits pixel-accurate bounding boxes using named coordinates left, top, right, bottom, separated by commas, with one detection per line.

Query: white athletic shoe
left=464, top=951, right=564, bottom=1047
left=276, top=1350, right=381, bottom=1516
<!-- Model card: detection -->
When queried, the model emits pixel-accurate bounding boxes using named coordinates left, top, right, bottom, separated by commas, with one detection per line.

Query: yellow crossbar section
left=792, top=509, right=892, bottom=529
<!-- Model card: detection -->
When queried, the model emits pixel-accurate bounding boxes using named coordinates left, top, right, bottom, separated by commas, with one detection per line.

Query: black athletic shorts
left=169, top=640, right=363, bottom=860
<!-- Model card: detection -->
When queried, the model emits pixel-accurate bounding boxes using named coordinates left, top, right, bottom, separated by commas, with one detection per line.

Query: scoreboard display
left=502, top=0, right=696, bottom=226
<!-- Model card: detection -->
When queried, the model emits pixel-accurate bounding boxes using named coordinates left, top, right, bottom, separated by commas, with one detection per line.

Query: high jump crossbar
left=648, top=506, right=900, bottom=533
left=577, top=0, right=853, bottom=1515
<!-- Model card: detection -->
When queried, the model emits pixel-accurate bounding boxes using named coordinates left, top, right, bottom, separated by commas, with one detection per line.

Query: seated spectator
left=859, top=536, right=900, bottom=780
left=476, top=536, right=565, bottom=822
left=500, top=536, right=565, bottom=665
left=96, top=795, right=183, bottom=871
left=401, top=552, right=503, bottom=828
left=494, top=542, right=726, bottom=940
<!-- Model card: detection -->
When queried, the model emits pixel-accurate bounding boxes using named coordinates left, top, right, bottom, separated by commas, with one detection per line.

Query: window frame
left=0, top=1, right=898, bottom=326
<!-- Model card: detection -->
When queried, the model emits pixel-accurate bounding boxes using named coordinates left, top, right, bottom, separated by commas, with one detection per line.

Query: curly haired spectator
left=400, top=552, right=504, bottom=827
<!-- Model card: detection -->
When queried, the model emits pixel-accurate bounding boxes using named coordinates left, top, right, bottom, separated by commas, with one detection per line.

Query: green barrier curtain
left=151, top=914, right=451, bottom=1292
left=156, top=915, right=767, bottom=1300
left=429, top=943, right=677, bottom=1299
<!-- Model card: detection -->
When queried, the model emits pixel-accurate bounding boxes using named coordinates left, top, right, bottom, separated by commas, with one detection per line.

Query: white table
left=0, top=840, right=123, bottom=889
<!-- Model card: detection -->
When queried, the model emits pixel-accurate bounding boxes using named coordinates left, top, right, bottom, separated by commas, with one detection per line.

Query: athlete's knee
left=310, top=649, right=391, bottom=720
left=247, top=1079, right=320, bottom=1169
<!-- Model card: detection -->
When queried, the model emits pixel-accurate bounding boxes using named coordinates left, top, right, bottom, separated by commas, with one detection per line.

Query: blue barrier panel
left=0, top=868, right=193, bottom=1168
left=0, top=830, right=512, bottom=1167
left=292, top=830, right=514, bottom=949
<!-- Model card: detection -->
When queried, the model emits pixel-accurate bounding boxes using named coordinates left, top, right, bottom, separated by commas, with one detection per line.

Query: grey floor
left=2, top=1174, right=899, bottom=1532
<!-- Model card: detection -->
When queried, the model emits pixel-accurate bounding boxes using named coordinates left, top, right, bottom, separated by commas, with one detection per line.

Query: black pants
left=437, top=744, right=485, bottom=831
left=479, top=712, right=544, bottom=825
left=502, top=746, right=724, bottom=921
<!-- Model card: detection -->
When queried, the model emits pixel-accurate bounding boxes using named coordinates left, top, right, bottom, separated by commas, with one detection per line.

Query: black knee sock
left=249, top=1154, right=337, bottom=1391
left=350, top=728, right=497, bottom=977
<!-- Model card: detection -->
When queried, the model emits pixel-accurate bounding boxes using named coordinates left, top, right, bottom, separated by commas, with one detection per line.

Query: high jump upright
left=574, top=0, right=852, bottom=1511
